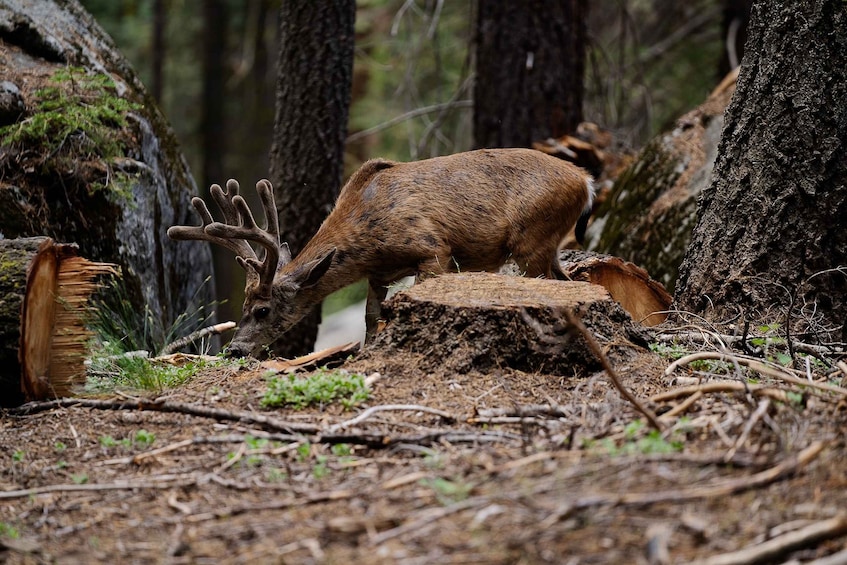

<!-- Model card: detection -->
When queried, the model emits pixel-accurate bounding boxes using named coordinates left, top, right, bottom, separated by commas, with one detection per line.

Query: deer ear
left=295, top=248, right=336, bottom=289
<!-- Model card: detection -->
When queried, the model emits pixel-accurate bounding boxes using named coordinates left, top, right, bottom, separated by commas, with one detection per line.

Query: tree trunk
left=267, top=1, right=355, bottom=357
left=674, top=0, right=847, bottom=342
left=473, top=0, right=587, bottom=149
left=151, top=0, right=166, bottom=103
left=201, top=0, right=227, bottom=191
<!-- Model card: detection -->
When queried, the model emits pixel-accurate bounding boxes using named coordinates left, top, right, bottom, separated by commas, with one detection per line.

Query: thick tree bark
left=268, top=1, right=355, bottom=356
left=0, top=0, right=215, bottom=347
left=675, top=0, right=847, bottom=341
left=473, top=0, right=587, bottom=148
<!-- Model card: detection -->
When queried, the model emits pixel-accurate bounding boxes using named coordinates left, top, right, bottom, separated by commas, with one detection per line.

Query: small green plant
left=99, top=435, right=118, bottom=448
left=134, top=429, right=155, bottom=447
left=54, top=441, right=67, bottom=452
left=72, top=473, right=89, bottom=485
left=296, top=443, right=312, bottom=462
left=312, top=455, right=330, bottom=479
left=261, top=368, right=369, bottom=410
left=598, top=420, right=684, bottom=456
left=11, top=450, right=24, bottom=463
left=265, top=468, right=288, bottom=482
left=0, top=522, right=20, bottom=539
left=245, top=436, right=270, bottom=450
left=331, top=443, right=352, bottom=457
left=421, top=477, right=473, bottom=505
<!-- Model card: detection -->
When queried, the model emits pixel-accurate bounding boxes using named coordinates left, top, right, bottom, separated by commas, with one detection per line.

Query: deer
left=168, top=148, right=595, bottom=358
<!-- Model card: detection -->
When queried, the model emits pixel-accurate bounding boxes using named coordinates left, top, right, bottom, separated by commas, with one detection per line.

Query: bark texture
left=473, top=0, right=587, bottom=148
left=366, top=273, right=648, bottom=375
left=0, top=238, right=44, bottom=406
left=584, top=73, right=737, bottom=292
left=267, top=1, right=355, bottom=356
left=675, top=0, right=847, bottom=340
left=0, top=0, right=215, bottom=344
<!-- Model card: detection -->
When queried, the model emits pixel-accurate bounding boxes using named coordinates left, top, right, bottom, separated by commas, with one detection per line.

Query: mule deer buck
left=168, top=148, right=594, bottom=358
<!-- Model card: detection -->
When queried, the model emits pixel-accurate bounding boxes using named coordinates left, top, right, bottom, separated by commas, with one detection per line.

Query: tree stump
left=0, top=237, right=115, bottom=406
left=367, top=272, right=649, bottom=375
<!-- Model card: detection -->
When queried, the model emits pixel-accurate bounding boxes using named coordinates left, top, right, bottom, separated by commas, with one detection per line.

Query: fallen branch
left=325, top=404, right=456, bottom=433
left=184, top=489, right=356, bottom=523
left=651, top=382, right=789, bottom=403
left=368, top=497, right=488, bottom=545
left=689, top=513, right=847, bottom=565
left=562, top=310, right=664, bottom=431
left=591, top=441, right=822, bottom=508
left=0, top=472, right=201, bottom=500
left=665, top=352, right=847, bottom=397
left=159, top=321, right=237, bottom=355
left=9, top=397, right=320, bottom=434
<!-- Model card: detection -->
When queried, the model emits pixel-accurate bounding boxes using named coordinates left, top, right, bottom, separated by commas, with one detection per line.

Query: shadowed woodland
left=1, top=0, right=846, bottom=563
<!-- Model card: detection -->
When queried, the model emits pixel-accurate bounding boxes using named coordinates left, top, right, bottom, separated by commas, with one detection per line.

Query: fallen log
left=558, top=250, right=672, bottom=326
left=0, top=237, right=115, bottom=406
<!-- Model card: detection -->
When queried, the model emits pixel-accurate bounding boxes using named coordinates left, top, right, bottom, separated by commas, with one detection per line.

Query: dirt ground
left=2, top=280, right=847, bottom=564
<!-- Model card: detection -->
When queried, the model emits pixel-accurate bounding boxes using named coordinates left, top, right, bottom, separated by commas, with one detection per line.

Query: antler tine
left=167, top=192, right=258, bottom=261
left=205, top=179, right=283, bottom=288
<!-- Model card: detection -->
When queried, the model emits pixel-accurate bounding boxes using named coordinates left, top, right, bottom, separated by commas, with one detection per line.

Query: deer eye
left=254, top=306, right=271, bottom=320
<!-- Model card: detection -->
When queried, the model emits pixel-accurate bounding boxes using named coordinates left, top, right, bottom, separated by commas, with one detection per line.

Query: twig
left=724, top=398, right=770, bottom=462
left=184, top=489, right=355, bottom=523
left=325, top=404, right=456, bottom=433
left=655, top=330, right=846, bottom=356
left=368, top=497, right=488, bottom=545
left=562, top=310, right=664, bottom=431
left=666, top=352, right=847, bottom=396
left=651, top=382, right=789, bottom=403
left=345, top=100, right=473, bottom=143
left=689, top=513, right=847, bottom=565
left=159, top=321, right=237, bottom=355
left=0, top=473, right=201, bottom=500
left=473, top=404, right=570, bottom=419
left=540, top=442, right=823, bottom=517
left=659, top=391, right=703, bottom=420
left=9, top=397, right=320, bottom=434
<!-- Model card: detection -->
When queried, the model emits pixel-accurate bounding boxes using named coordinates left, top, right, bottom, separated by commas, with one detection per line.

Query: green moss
left=0, top=67, right=142, bottom=200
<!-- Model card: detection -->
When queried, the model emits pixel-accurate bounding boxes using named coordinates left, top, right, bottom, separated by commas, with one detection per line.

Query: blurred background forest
left=80, top=0, right=744, bottom=187
left=77, top=0, right=749, bottom=327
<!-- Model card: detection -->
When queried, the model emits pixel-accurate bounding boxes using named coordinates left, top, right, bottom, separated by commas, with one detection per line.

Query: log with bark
left=365, top=272, right=650, bottom=375
left=582, top=69, right=739, bottom=292
left=0, top=237, right=114, bottom=406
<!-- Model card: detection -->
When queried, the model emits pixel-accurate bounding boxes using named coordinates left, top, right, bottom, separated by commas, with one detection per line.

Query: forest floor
left=2, top=279, right=847, bottom=564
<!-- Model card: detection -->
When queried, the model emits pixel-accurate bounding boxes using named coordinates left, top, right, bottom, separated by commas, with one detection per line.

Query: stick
left=724, top=398, right=770, bottom=461
left=562, top=310, right=664, bottom=432
left=666, top=352, right=847, bottom=396
left=325, top=404, right=456, bottom=433
left=159, top=321, right=237, bottom=355
left=651, top=382, right=788, bottom=403
left=689, top=513, right=847, bottom=565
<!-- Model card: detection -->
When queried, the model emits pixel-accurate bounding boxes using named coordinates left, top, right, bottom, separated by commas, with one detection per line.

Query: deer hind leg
left=516, top=244, right=564, bottom=279
left=365, top=281, right=388, bottom=343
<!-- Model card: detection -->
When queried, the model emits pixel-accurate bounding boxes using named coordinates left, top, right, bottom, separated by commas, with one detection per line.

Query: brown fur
left=174, top=148, right=593, bottom=357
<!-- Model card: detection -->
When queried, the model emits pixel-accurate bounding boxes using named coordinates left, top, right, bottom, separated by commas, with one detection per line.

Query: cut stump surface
left=366, top=272, right=649, bottom=375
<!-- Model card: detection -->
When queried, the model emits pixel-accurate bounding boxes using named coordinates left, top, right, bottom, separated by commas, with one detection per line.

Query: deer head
left=167, top=179, right=333, bottom=358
